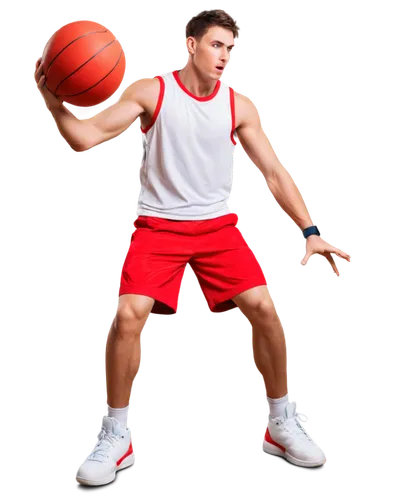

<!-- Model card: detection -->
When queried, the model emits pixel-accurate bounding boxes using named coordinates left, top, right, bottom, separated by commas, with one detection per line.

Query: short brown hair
left=186, top=9, right=240, bottom=41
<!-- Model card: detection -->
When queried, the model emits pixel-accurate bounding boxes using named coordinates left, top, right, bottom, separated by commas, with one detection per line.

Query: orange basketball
left=41, top=20, right=126, bottom=107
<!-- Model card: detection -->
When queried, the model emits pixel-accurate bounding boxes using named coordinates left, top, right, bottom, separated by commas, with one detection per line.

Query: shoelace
left=291, top=412, right=314, bottom=442
left=87, top=428, right=121, bottom=463
left=279, top=410, right=313, bottom=441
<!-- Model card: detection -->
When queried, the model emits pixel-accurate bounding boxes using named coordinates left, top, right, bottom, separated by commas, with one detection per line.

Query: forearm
left=48, top=103, right=89, bottom=151
left=266, top=167, right=314, bottom=231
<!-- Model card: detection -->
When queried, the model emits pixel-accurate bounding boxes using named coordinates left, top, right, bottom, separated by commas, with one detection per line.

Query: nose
left=224, top=51, right=230, bottom=61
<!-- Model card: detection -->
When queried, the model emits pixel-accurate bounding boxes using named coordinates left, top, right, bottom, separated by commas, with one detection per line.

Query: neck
left=178, top=64, right=218, bottom=97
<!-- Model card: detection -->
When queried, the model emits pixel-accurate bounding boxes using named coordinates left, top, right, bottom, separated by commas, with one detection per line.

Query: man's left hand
left=301, top=235, right=351, bottom=276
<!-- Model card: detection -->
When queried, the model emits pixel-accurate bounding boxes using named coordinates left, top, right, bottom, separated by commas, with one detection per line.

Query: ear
left=185, top=36, right=196, bottom=55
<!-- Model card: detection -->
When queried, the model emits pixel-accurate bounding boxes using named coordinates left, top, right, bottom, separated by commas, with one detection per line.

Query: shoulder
left=120, top=77, right=163, bottom=116
left=122, top=77, right=161, bottom=103
left=231, top=90, right=260, bottom=129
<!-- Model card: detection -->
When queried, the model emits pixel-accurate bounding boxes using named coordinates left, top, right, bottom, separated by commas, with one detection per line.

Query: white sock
left=107, top=404, right=129, bottom=430
left=267, top=394, right=289, bottom=418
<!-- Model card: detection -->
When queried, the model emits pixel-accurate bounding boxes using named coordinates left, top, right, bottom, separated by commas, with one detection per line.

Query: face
left=188, top=25, right=235, bottom=79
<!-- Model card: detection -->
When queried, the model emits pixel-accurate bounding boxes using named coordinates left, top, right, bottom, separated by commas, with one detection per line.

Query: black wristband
left=303, top=225, right=320, bottom=238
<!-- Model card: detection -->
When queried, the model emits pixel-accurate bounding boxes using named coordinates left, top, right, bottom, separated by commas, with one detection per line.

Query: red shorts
left=119, top=213, right=267, bottom=314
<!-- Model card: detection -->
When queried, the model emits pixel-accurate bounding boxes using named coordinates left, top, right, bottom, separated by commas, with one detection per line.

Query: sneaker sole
left=263, top=440, right=326, bottom=468
left=76, top=453, right=135, bottom=486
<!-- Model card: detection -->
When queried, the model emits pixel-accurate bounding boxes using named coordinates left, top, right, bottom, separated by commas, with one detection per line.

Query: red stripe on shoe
left=116, top=441, right=133, bottom=466
left=265, top=428, right=286, bottom=452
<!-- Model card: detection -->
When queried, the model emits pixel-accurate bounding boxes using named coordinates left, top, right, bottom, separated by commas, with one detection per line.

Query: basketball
left=41, top=20, right=126, bottom=107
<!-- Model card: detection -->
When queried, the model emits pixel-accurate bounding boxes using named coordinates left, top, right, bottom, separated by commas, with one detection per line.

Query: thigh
left=119, top=222, right=192, bottom=315
left=189, top=220, right=267, bottom=313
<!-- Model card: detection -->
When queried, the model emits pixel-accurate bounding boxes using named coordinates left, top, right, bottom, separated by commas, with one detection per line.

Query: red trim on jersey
left=173, top=70, right=221, bottom=102
left=141, top=76, right=165, bottom=134
left=229, top=87, right=237, bottom=145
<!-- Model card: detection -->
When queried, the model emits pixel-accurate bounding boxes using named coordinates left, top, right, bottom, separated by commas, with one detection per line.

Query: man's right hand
left=35, top=57, right=64, bottom=110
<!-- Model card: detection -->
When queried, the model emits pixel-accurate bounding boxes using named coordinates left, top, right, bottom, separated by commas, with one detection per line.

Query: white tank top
left=136, top=70, right=237, bottom=220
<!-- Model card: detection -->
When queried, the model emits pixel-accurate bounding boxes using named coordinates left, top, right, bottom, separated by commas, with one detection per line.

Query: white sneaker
left=76, top=416, right=135, bottom=486
left=263, top=401, right=326, bottom=467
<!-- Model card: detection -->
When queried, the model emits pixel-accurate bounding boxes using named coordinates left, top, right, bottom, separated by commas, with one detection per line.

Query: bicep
left=82, top=81, right=147, bottom=149
left=236, top=97, right=283, bottom=181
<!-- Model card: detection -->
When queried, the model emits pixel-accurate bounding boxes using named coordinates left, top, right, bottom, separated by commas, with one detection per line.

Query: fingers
left=301, top=251, right=312, bottom=265
left=33, top=57, right=42, bottom=75
left=35, top=57, right=45, bottom=86
left=331, top=259, right=343, bottom=279
left=35, top=57, right=42, bottom=77
left=37, top=74, right=46, bottom=90
left=333, top=248, right=351, bottom=262
left=330, top=243, right=354, bottom=264
left=323, top=254, right=343, bottom=279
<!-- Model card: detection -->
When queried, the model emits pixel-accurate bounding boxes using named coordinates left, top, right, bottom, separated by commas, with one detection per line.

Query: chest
left=140, top=79, right=241, bottom=134
left=167, top=101, right=231, bottom=141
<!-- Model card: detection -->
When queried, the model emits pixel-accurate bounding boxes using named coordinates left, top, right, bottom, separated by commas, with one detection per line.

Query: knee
left=114, top=303, right=149, bottom=337
left=250, top=299, right=278, bottom=325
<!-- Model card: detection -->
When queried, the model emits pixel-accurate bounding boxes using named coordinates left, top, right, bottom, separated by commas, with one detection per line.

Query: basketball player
left=35, top=10, right=350, bottom=486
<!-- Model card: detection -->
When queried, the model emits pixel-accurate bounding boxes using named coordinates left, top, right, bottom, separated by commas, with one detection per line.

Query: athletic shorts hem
left=119, top=286, right=177, bottom=315
left=209, top=278, right=267, bottom=313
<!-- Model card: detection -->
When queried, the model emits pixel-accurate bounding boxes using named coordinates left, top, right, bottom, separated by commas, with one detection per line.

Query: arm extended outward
left=35, top=56, right=152, bottom=152
left=235, top=94, right=313, bottom=231
left=236, top=92, right=352, bottom=278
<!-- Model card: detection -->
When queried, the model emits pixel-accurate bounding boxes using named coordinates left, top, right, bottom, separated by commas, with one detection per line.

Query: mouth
left=216, top=66, right=224, bottom=72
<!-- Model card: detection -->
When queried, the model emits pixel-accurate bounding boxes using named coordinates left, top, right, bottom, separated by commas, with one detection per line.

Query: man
left=35, top=9, right=350, bottom=486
